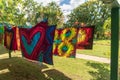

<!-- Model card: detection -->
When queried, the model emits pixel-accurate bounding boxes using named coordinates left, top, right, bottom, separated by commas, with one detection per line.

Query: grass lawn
left=77, top=39, right=120, bottom=79
left=118, top=40, right=120, bottom=80
left=0, top=51, right=110, bottom=80
left=76, top=40, right=111, bottom=58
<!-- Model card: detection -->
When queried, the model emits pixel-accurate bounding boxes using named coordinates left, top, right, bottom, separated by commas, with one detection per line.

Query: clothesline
left=0, top=21, right=94, bottom=65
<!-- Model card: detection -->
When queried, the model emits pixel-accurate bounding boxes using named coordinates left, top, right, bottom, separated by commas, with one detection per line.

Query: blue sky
left=34, top=0, right=86, bottom=21
left=60, top=0, right=71, bottom=5
left=34, top=0, right=85, bottom=13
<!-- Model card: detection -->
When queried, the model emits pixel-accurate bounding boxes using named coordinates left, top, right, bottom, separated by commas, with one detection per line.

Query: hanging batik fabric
left=0, top=24, right=4, bottom=44
left=76, top=26, right=94, bottom=49
left=53, top=28, right=78, bottom=58
left=4, top=27, right=18, bottom=50
left=38, top=25, right=56, bottom=65
left=4, top=27, right=14, bottom=50
left=16, top=27, right=21, bottom=50
left=19, top=22, right=46, bottom=61
left=19, top=21, right=55, bottom=65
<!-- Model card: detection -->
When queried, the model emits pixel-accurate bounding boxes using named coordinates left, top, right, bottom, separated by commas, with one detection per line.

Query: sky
left=34, top=0, right=86, bottom=20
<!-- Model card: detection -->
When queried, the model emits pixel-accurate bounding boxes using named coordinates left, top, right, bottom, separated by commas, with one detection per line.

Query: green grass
left=77, top=40, right=111, bottom=58
left=93, top=40, right=110, bottom=44
left=0, top=45, right=8, bottom=55
left=118, top=41, right=120, bottom=80
left=77, top=39, right=120, bottom=79
left=0, top=52, right=110, bottom=80
left=53, top=56, right=110, bottom=80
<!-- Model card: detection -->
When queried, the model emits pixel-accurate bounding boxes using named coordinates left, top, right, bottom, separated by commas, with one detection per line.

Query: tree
left=103, top=17, right=111, bottom=39
left=0, top=1, right=64, bottom=28
left=35, top=2, right=64, bottom=28
left=0, top=0, right=22, bottom=24
left=65, top=0, right=111, bottom=39
left=0, top=0, right=42, bottom=27
left=22, top=0, right=41, bottom=26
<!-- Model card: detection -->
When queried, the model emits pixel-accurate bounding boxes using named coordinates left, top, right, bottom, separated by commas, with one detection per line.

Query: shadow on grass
left=0, top=57, right=71, bottom=80
left=0, top=45, right=8, bottom=55
left=43, top=69, right=71, bottom=80
left=86, top=61, right=110, bottom=80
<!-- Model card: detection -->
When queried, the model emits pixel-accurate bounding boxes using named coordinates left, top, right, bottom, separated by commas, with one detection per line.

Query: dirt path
left=0, top=52, right=110, bottom=64
left=76, top=54, right=110, bottom=64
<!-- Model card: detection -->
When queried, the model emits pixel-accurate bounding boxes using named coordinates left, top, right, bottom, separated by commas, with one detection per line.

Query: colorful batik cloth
left=53, top=27, right=79, bottom=58
left=19, top=21, right=55, bottom=65
left=0, top=24, right=4, bottom=44
left=4, top=27, right=18, bottom=50
left=76, top=26, right=94, bottom=49
left=38, top=25, right=56, bottom=65
left=16, top=27, right=21, bottom=50
left=4, top=27, right=14, bottom=50
left=19, top=22, right=46, bottom=61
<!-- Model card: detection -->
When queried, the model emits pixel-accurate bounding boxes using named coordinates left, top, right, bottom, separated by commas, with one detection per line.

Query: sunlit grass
left=77, top=40, right=111, bottom=58
left=0, top=69, right=10, bottom=74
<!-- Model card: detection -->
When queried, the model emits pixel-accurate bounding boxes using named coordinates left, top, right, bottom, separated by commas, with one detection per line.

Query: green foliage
left=65, top=0, right=111, bottom=39
left=35, top=2, right=64, bottom=28
left=0, top=0, right=26, bottom=25
left=22, top=0, right=40, bottom=25
left=103, top=17, right=111, bottom=39
left=0, top=0, right=64, bottom=28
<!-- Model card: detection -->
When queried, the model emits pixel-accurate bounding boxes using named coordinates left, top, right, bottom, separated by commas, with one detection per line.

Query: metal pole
left=110, top=7, right=120, bottom=80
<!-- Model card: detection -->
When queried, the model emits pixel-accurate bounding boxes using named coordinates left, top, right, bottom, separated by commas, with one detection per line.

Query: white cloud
left=34, top=0, right=85, bottom=14
left=34, top=0, right=85, bottom=22
left=70, top=0, right=85, bottom=9
left=60, top=0, right=85, bottom=15
left=60, top=4, right=72, bottom=10
left=60, top=4, right=72, bottom=16
left=60, top=0, right=85, bottom=21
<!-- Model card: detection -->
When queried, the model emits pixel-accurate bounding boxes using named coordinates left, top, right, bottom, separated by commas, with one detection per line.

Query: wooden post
left=110, top=7, right=120, bottom=80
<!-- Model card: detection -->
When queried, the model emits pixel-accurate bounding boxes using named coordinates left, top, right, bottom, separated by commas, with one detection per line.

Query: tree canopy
left=0, top=0, right=111, bottom=39
left=0, top=0, right=64, bottom=28
left=64, top=0, right=111, bottom=39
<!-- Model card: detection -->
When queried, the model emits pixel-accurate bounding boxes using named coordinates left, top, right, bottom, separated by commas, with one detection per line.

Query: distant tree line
left=0, top=0, right=64, bottom=28
left=0, top=0, right=111, bottom=39
left=64, top=0, right=111, bottom=39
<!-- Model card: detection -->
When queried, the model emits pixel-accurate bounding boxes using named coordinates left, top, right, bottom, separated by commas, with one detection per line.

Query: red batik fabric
left=16, top=27, right=21, bottom=50
left=76, top=26, right=94, bottom=49
left=38, top=25, right=56, bottom=65
left=19, top=21, right=55, bottom=65
left=4, top=27, right=18, bottom=50
left=19, top=22, right=46, bottom=61
left=53, top=28, right=79, bottom=58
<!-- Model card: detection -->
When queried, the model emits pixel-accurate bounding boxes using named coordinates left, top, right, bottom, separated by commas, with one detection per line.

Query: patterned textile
left=19, top=22, right=46, bottom=60
left=19, top=22, right=55, bottom=65
left=16, top=27, right=21, bottom=50
left=38, top=25, right=56, bottom=65
left=76, top=26, right=94, bottom=49
left=0, top=24, right=4, bottom=44
left=4, top=27, right=18, bottom=50
left=4, top=27, right=14, bottom=50
left=53, top=28, right=78, bottom=58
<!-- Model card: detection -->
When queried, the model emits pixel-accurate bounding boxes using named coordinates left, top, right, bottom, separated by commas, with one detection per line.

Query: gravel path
left=76, top=54, right=110, bottom=64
